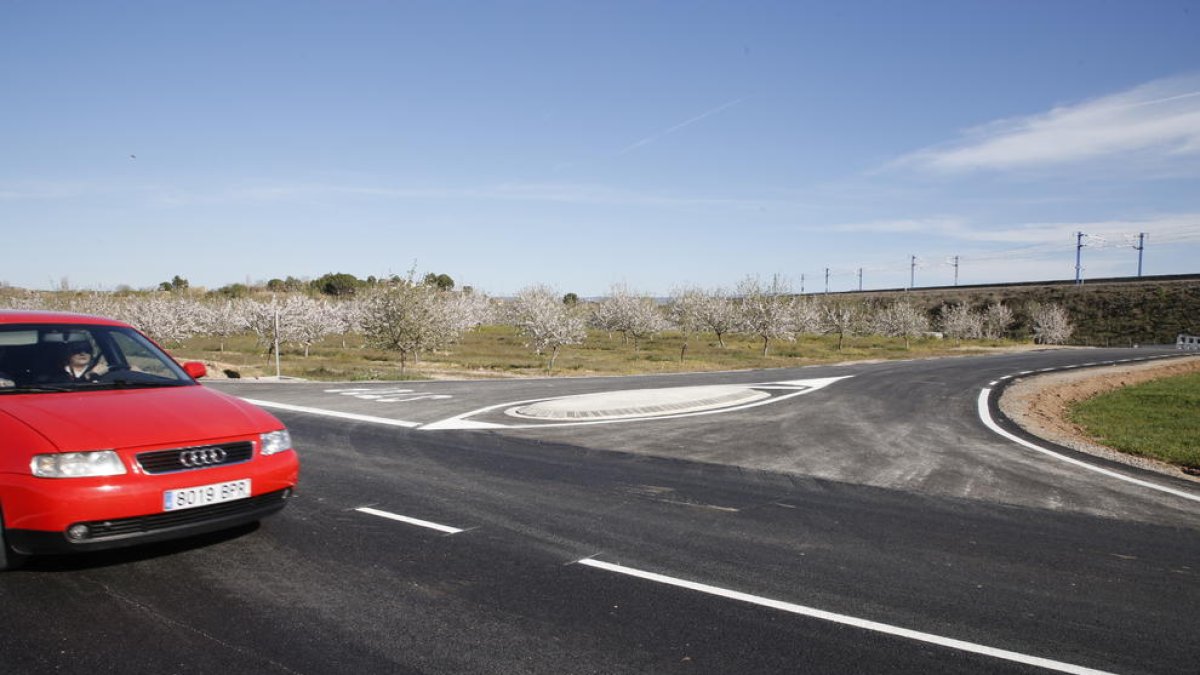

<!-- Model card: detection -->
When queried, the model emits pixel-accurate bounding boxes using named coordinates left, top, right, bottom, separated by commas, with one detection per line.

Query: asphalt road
left=2, top=347, right=1197, bottom=674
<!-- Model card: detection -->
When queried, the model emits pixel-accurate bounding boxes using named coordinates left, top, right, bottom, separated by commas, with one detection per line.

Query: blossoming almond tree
left=508, top=284, right=587, bottom=371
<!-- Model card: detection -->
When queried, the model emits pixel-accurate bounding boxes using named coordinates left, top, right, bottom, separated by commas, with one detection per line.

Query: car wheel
left=0, top=508, right=27, bottom=571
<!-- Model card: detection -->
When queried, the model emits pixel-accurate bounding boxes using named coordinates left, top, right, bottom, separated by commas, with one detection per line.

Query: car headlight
left=260, top=429, right=293, bottom=456
left=31, top=451, right=127, bottom=478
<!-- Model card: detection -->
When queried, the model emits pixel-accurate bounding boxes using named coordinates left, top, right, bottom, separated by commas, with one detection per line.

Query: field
left=1069, top=372, right=1200, bottom=471
left=168, top=326, right=1022, bottom=381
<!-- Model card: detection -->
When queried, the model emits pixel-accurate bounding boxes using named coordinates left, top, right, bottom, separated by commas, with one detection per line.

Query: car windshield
left=0, top=324, right=192, bottom=393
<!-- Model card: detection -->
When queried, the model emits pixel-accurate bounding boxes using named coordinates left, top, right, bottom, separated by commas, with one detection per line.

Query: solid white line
left=355, top=507, right=464, bottom=534
left=976, top=389, right=1200, bottom=504
left=577, top=558, right=1111, bottom=675
left=241, top=398, right=421, bottom=428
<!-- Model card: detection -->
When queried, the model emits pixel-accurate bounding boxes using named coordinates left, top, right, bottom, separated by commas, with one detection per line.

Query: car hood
left=0, top=385, right=281, bottom=452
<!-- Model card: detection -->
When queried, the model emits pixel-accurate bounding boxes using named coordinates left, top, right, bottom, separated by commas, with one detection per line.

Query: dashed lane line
left=355, top=507, right=464, bottom=534
left=351, top=506, right=1114, bottom=672
left=577, top=558, right=1112, bottom=675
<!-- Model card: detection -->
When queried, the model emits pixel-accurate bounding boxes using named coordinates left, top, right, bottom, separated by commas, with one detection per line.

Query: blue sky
left=3, top=1, right=1199, bottom=296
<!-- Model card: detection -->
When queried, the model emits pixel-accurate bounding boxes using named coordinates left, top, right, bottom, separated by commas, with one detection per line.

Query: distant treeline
left=841, top=275, right=1199, bottom=346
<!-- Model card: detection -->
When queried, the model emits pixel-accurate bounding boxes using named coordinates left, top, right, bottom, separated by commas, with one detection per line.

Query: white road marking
left=976, top=388, right=1200, bottom=504
left=577, top=558, right=1112, bottom=675
left=324, top=387, right=455, bottom=404
left=375, top=394, right=454, bottom=403
left=241, top=398, right=421, bottom=428
left=422, top=377, right=852, bottom=430
left=356, top=507, right=464, bottom=534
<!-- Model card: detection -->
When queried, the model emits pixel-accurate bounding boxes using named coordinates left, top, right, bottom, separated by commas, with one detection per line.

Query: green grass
left=1069, top=373, right=1200, bottom=470
left=167, top=326, right=1024, bottom=381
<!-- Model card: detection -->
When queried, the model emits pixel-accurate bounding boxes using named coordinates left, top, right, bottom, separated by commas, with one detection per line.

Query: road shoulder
left=999, top=354, right=1200, bottom=483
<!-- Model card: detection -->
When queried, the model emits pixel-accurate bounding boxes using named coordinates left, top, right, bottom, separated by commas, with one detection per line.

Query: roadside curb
left=981, top=353, right=1200, bottom=499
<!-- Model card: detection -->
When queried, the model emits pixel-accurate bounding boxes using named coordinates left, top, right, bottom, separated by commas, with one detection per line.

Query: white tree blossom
left=116, top=295, right=202, bottom=345
left=982, top=302, right=1015, bottom=340
left=821, top=298, right=866, bottom=351
left=441, top=289, right=495, bottom=336
left=791, top=298, right=825, bottom=336
left=330, top=299, right=367, bottom=348
left=589, top=284, right=666, bottom=350
left=1030, top=303, right=1074, bottom=345
left=871, top=300, right=930, bottom=349
left=197, top=299, right=251, bottom=352
left=667, top=286, right=707, bottom=362
left=507, top=284, right=587, bottom=371
left=359, top=282, right=460, bottom=375
left=737, top=275, right=796, bottom=356
left=0, top=290, right=46, bottom=311
left=939, top=303, right=984, bottom=342
left=694, top=287, right=740, bottom=348
left=283, top=296, right=339, bottom=357
left=244, top=296, right=324, bottom=358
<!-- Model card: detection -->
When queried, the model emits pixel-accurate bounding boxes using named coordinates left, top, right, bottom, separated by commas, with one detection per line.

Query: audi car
left=0, top=310, right=299, bottom=569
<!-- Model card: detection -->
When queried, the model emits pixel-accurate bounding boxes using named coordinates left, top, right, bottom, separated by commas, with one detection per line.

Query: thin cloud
left=616, top=97, right=746, bottom=155
left=898, top=75, right=1200, bottom=172
left=170, top=180, right=767, bottom=211
left=829, top=214, right=1200, bottom=250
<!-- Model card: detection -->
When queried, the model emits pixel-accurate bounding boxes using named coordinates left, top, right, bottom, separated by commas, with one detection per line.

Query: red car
left=0, top=310, right=299, bottom=569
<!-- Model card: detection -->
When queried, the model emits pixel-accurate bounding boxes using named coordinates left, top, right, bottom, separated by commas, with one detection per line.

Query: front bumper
left=7, top=488, right=292, bottom=554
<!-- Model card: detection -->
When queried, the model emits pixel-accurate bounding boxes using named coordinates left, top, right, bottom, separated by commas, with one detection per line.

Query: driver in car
left=60, top=343, right=104, bottom=382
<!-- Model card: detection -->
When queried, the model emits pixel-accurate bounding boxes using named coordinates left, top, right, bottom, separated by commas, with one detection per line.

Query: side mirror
left=182, top=361, right=207, bottom=379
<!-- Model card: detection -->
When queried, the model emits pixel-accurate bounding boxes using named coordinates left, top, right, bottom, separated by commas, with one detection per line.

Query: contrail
left=617, top=96, right=746, bottom=155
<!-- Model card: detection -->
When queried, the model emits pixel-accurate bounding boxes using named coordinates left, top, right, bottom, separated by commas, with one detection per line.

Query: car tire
left=0, top=508, right=27, bottom=571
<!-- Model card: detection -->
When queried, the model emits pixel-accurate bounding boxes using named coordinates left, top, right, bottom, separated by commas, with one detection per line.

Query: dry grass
left=168, top=326, right=1026, bottom=381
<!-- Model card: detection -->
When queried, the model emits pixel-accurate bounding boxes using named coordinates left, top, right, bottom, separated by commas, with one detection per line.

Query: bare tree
left=507, top=284, right=587, bottom=371
left=737, top=275, right=796, bottom=356
left=1029, top=303, right=1074, bottom=345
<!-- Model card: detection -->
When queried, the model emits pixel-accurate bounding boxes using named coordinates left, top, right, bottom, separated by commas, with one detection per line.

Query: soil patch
left=1000, top=354, right=1200, bottom=482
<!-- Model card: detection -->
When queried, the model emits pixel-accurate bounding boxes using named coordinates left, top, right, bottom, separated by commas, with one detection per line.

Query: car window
left=0, top=324, right=190, bottom=392
left=108, top=331, right=179, bottom=379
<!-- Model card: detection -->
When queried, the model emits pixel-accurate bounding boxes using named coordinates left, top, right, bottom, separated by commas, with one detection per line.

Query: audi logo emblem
left=179, top=447, right=228, bottom=467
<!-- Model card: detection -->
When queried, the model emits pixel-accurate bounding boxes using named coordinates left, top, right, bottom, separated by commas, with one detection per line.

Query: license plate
left=163, top=479, right=251, bottom=512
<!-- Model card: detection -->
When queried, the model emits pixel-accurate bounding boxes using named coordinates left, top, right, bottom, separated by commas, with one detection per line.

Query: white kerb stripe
left=976, top=389, right=1200, bottom=504
left=578, top=558, right=1112, bottom=675
left=355, top=507, right=464, bottom=534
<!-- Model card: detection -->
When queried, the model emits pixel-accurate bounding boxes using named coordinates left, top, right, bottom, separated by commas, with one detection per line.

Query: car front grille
left=136, top=441, right=254, bottom=474
left=79, top=489, right=291, bottom=540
